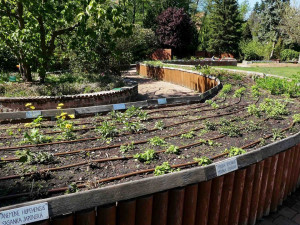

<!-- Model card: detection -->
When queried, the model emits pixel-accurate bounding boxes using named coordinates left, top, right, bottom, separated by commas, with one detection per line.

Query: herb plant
left=194, top=156, right=212, bottom=166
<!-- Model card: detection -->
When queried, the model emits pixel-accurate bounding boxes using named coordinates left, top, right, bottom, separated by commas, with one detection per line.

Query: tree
left=156, top=7, right=197, bottom=56
left=0, top=0, right=127, bottom=82
left=280, top=2, right=300, bottom=62
left=206, top=0, right=242, bottom=55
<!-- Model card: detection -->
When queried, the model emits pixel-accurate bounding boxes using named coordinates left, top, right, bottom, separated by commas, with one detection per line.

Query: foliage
left=239, top=40, right=272, bottom=60
left=272, top=128, right=285, bottom=141
left=251, top=85, right=261, bottom=98
left=206, top=0, right=242, bottom=55
left=259, top=98, right=289, bottom=119
left=226, top=147, right=246, bottom=157
left=219, top=84, right=232, bottom=97
left=204, top=121, right=217, bottom=131
left=165, top=145, right=180, bottom=154
left=194, top=156, right=212, bottom=166
left=180, top=131, right=195, bottom=139
left=219, top=123, right=241, bottom=137
left=149, top=136, right=167, bottom=146
left=156, top=7, right=197, bottom=56
left=56, top=112, right=76, bottom=140
left=154, top=162, right=177, bottom=176
left=0, top=44, right=18, bottom=71
left=280, top=49, right=299, bottom=61
left=247, top=104, right=261, bottom=117
left=233, top=87, right=246, bottom=98
left=96, top=121, right=118, bottom=138
left=255, top=77, right=299, bottom=97
left=133, top=149, right=157, bottom=164
left=293, top=114, right=300, bottom=124
left=154, top=121, right=165, bottom=130
left=25, top=116, right=44, bottom=128
left=16, top=150, right=55, bottom=164
left=120, top=142, right=135, bottom=154
left=23, top=129, right=52, bottom=144
left=65, top=183, right=80, bottom=194
left=0, top=0, right=130, bottom=82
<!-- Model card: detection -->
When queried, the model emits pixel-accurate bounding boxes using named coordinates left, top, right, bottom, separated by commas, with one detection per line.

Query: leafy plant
left=122, top=121, right=145, bottom=133
left=154, top=162, right=177, bottom=176
left=259, top=98, right=289, bottom=119
left=149, top=136, right=167, bottom=146
left=24, top=116, right=44, bottom=128
left=65, top=183, right=80, bottom=194
left=272, top=129, right=286, bottom=141
left=16, top=150, right=55, bottom=164
left=23, top=128, right=52, bottom=144
left=247, top=104, right=261, bottom=117
left=194, top=156, right=212, bottom=166
left=219, top=124, right=241, bottom=137
left=233, top=87, right=246, bottom=98
left=154, top=120, right=165, bottom=130
left=96, top=121, right=118, bottom=138
left=120, top=142, right=135, bottom=154
left=293, top=114, right=300, bottom=124
left=133, top=149, right=157, bottom=164
left=180, top=131, right=195, bottom=139
left=219, top=84, right=232, bottom=97
left=204, top=121, right=217, bottom=131
left=226, top=147, right=246, bottom=157
left=165, top=145, right=180, bottom=154
left=251, top=85, right=260, bottom=98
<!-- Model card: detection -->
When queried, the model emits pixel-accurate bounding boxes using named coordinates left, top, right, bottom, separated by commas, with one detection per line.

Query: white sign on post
left=215, top=157, right=238, bottom=176
left=157, top=98, right=167, bottom=105
left=26, top=111, right=42, bottom=119
left=0, top=202, right=49, bottom=225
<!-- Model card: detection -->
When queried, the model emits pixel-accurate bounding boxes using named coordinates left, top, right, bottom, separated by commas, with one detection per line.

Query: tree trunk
left=298, top=53, right=300, bottom=64
left=20, top=62, right=32, bottom=82
left=269, top=41, right=276, bottom=59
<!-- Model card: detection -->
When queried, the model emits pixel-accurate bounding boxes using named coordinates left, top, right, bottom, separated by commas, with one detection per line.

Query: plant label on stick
left=26, top=111, right=42, bottom=119
left=157, top=98, right=167, bottom=105
left=215, top=157, right=238, bottom=176
left=0, top=202, right=49, bottom=225
left=113, top=103, right=126, bottom=110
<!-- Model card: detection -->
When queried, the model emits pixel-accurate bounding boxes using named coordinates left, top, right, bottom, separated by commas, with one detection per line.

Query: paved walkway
left=256, top=189, right=300, bottom=225
left=123, top=69, right=198, bottom=100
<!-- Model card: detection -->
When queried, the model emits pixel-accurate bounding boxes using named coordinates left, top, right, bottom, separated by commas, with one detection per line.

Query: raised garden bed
left=0, top=64, right=299, bottom=225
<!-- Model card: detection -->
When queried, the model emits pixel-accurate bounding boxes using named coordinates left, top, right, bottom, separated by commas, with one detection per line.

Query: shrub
left=239, top=40, right=273, bottom=60
left=280, top=49, right=299, bottom=61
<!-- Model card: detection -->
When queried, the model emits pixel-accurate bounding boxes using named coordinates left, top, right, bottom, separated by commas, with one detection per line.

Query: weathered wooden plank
left=117, top=200, right=136, bottom=225
left=97, top=205, right=116, bottom=225
left=167, top=188, right=185, bottom=225
left=182, top=184, right=198, bottom=225
left=195, top=180, right=212, bottom=225
left=152, top=191, right=168, bottom=225
left=75, top=209, right=96, bottom=225
left=208, top=176, right=224, bottom=225
left=135, top=196, right=152, bottom=225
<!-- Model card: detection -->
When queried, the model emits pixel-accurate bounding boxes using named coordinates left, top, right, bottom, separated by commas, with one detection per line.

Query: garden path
left=123, top=68, right=198, bottom=100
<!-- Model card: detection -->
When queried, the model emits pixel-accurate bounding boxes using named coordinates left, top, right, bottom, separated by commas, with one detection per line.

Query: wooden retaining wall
left=27, top=143, right=300, bottom=225
left=137, top=64, right=217, bottom=93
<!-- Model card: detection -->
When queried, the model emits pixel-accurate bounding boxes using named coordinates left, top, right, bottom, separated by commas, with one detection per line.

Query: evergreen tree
left=206, top=0, right=242, bottom=55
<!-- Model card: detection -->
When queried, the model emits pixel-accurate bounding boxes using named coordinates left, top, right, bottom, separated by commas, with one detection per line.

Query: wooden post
left=135, top=196, right=153, bottom=225
left=50, top=214, right=74, bottom=225
left=208, top=176, right=224, bottom=225
left=182, top=184, right=198, bottom=225
left=238, top=164, right=256, bottom=225
left=152, top=191, right=169, bottom=225
left=75, top=209, right=96, bottom=225
left=218, top=172, right=235, bottom=225
left=195, top=180, right=212, bottom=225
left=117, top=200, right=136, bottom=225
left=167, top=188, right=185, bottom=225
left=97, top=205, right=116, bottom=225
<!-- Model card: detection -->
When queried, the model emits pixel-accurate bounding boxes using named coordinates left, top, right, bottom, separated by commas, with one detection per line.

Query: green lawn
left=216, top=66, right=300, bottom=79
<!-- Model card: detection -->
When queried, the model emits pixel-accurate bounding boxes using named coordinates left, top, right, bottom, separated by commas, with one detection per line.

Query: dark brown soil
left=0, top=73, right=299, bottom=207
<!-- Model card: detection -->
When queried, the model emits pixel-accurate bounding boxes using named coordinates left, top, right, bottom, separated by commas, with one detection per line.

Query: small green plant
left=133, top=149, right=157, bottom=164
left=165, top=145, right=180, bottom=154
left=16, top=150, right=55, bottom=164
left=180, top=131, right=195, bottom=139
left=205, top=99, right=219, bottom=108
left=194, top=156, right=212, bottom=166
left=204, top=121, right=216, bottom=130
left=56, top=112, right=76, bottom=140
left=149, top=136, right=167, bottom=146
left=244, top=121, right=262, bottom=132
left=96, top=121, right=118, bottom=138
left=219, top=84, right=232, bottom=97
left=24, top=116, right=44, bottom=128
left=251, top=85, right=260, bottom=98
left=198, top=139, right=221, bottom=146
left=154, top=162, right=177, bottom=176
left=247, top=104, right=261, bottom=117
left=272, top=129, right=286, bottom=141
left=226, top=147, right=246, bottom=157
left=233, top=87, right=246, bottom=98
left=219, top=124, right=241, bottom=137
left=120, top=142, right=135, bottom=154
left=23, top=128, right=52, bottom=144
left=154, top=120, right=165, bottom=130
left=122, top=121, right=145, bottom=133
left=259, top=98, right=289, bottom=119
left=65, top=183, right=80, bottom=194
left=293, top=114, right=300, bottom=123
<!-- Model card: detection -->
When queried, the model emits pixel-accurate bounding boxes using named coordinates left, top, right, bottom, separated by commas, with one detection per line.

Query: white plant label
left=113, top=103, right=126, bottom=110
left=215, top=157, right=238, bottom=176
left=26, top=111, right=41, bottom=119
left=0, top=202, right=49, bottom=225
left=157, top=98, right=167, bottom=105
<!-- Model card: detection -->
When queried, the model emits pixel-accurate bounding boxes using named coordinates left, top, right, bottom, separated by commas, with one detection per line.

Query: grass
left=216, top=66, right=300, bottom=79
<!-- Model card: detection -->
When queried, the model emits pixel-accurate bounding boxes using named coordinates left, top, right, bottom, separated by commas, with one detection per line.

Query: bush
left=280, top=49, right=299, bottom=61
left=0, top=45, right=18, bottom=72
left=239, top=40, right=273, bottom=60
